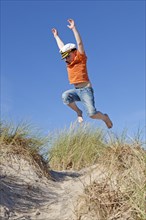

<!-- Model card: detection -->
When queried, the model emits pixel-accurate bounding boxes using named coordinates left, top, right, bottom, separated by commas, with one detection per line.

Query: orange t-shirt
left=67, top=50, right=90, bottom=84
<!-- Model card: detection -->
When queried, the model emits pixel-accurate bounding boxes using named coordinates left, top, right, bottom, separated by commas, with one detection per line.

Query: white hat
left=60, top=43, right=76, bottom=59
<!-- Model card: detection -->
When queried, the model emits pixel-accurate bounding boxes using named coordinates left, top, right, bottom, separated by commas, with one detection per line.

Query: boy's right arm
left=52, top=28, right=64, bottom=50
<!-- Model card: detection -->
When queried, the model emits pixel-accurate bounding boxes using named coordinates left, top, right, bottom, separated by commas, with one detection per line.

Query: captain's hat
left=60, top=43, right=76, bottom=59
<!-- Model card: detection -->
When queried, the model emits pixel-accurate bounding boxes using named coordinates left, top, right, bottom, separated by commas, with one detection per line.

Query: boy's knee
left=62, top=91, right=67, bottom=100
left=62, top=92, right=68, bottom=104
left=62, top=91, right=72, bottom=105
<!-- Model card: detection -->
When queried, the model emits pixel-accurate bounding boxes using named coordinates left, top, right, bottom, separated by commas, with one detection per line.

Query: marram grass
left=0, top=121, right=50, bottom=177
left=1, top=120, right=145, bottom=219
left=75, top=133, right=146, bottom=220
left=48, top=122, right=107, bottom=170
left=48, top=123, right=145, bottom=220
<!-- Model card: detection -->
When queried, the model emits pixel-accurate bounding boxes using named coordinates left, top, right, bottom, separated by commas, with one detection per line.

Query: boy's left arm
left=67, top=19, right=84, bottom=54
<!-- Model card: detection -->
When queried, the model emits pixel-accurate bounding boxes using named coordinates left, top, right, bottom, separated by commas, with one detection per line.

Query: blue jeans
left=62, top=87, right=98, bottom=116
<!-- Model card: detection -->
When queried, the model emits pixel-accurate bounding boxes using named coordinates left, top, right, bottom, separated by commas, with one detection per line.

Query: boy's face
left=65, top=51, right=76, bottom=64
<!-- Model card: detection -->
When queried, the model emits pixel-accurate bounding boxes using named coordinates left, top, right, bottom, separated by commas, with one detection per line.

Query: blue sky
left=1, top=0, right=145, bottom=141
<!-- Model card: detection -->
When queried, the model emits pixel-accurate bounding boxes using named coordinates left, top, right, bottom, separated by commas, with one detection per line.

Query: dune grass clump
left=76, top=136, right=146, bottom=220
left=48, top=123, right=106, bottom=171
left=0, top=121, right=50, bottom=177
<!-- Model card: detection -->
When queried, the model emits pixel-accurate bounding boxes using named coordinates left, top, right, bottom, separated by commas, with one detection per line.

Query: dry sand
left=1, top=142, right=144, bottom=220
left=0, top=148, right=107, bottom=220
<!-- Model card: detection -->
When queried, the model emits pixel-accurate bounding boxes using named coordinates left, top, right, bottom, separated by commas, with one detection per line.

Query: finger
left=67, top=19, right=72, bottom=23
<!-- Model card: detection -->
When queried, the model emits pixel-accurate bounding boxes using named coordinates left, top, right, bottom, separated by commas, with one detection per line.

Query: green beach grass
left=48, top=123, right=146, bottom=220
left=0, top=121, right=145, bottom=219
left=0, top=121, right=50, bottom=178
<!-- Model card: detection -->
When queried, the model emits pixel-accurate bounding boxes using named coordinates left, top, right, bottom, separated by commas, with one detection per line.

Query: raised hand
left=51, top=28, right=58, bottom=37
left=67, top=19, right=75, bottom=29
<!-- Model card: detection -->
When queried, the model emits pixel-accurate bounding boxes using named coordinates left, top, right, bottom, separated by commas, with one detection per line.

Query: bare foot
left=78, top=116, right=84, bottom=123
left=104, top=114, right=113, bottom=128
left=77, top=111, right=83, bottom=123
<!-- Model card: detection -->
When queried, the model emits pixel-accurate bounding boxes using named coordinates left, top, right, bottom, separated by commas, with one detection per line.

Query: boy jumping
left=51, top=19, right=113, bottom=128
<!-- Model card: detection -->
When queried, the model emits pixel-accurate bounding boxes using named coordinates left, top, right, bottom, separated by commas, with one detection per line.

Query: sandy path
left=0, top=152, right=106, bottom=220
